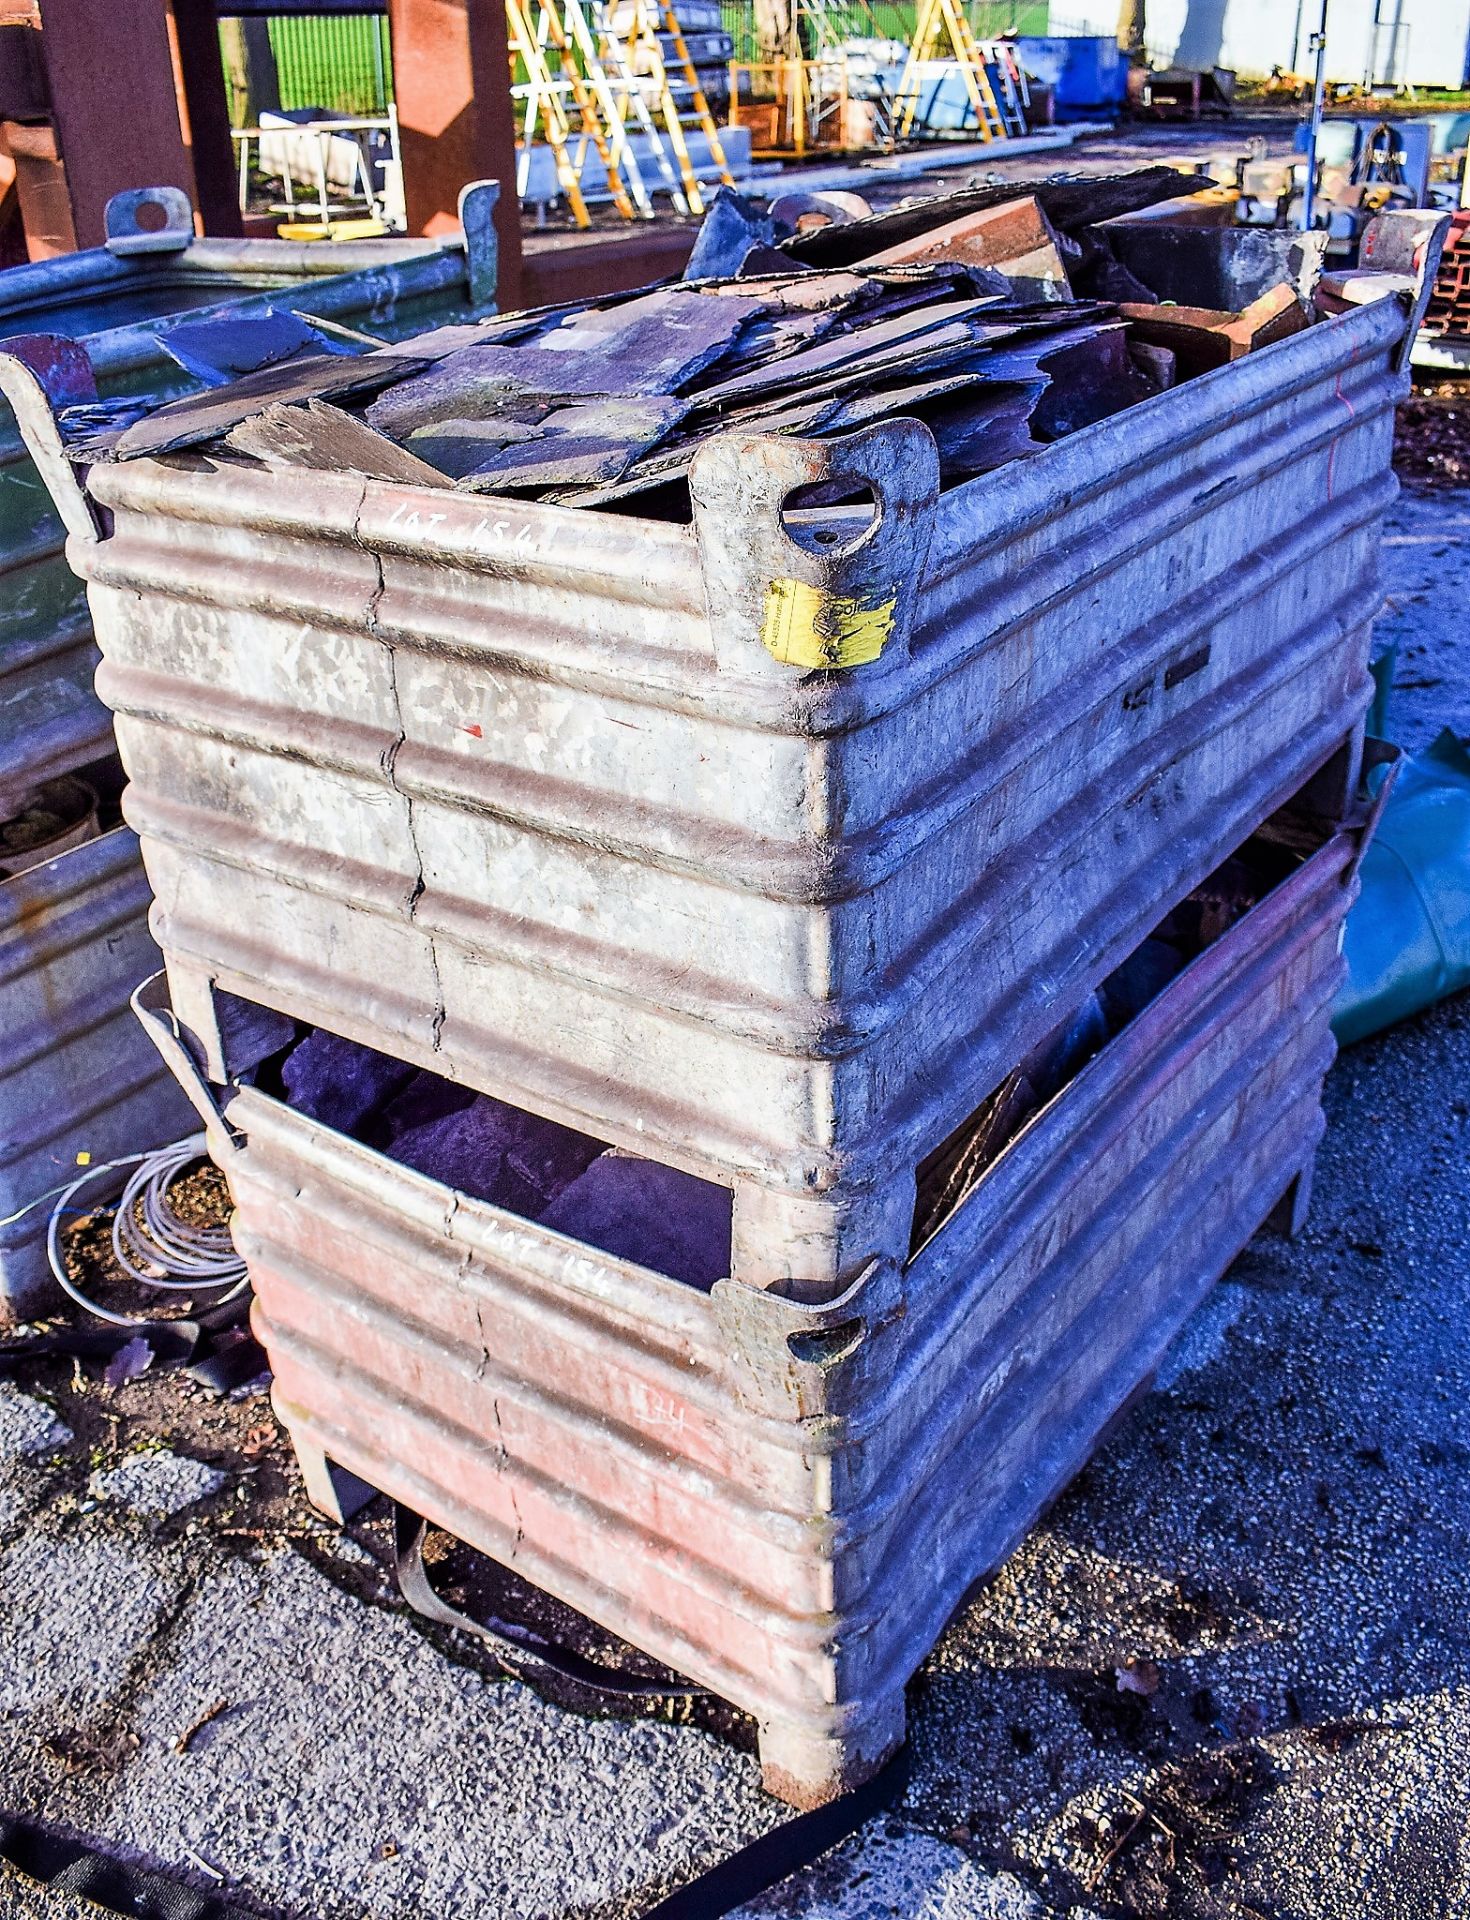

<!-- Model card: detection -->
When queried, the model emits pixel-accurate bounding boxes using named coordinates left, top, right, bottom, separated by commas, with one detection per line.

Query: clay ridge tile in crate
left=862, top=196, right=1073, bottom=298
left=779, top=167, right=1204, bottom=271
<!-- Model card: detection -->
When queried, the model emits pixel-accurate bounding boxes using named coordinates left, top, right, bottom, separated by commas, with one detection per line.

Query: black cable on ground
left=0, top=1814, right=276, bottom=1920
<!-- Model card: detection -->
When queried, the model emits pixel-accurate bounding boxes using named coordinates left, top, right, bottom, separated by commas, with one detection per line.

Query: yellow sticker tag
left=75, top=1150, right=91, bottom=1166
left=761, top=578, right=897, bottom=671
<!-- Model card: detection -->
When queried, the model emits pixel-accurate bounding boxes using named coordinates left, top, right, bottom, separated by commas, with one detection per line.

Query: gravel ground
left=1, top=151, right=1467, bottom=1920
left=1376, top=491, right=1470, bottom=754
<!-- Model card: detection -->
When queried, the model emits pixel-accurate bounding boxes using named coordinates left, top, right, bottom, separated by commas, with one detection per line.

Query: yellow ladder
left=536, top=0, right=641, bottom=219
left=656, top=0, right=735, bottom=192
left=588, top=0, right=696, bottom=210
left=506, top=0, right=593, bottom=226
left=506, top=0, right=641, bottom=224
left=611, top=0, right=734, bottom=214
left=560, top=0, right=659, bottom=214
left=894, top=0, right=1008, bottom=143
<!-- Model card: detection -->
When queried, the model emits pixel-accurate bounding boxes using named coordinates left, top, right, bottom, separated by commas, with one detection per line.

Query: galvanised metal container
left=0, top=826, right=193, bottom=1320
left=136, top=792, right=1376, bottom=1805
left=13, top=276, right=1431, bottom=1308
left=0, top=182, right=498, bottom=814
left=0, top=184, right=497, bottom=1316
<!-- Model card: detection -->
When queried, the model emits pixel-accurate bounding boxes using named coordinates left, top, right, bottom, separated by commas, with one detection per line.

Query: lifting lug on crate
left=457, top=180, right=501, bottom=313
left=103, top=185, right=195, bottom=256
left=711, top=1256, right=906, bottom=1420
left=689, top=420, right=939, bottom=678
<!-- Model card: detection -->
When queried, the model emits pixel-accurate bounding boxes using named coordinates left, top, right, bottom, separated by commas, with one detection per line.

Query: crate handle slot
left=690, top=422, right=939, bottom=678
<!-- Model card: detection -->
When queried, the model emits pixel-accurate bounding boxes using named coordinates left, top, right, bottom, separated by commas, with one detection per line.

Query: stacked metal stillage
left=0, top=183, right=499, bottom=1322
left=0, top=219, right=1442, bottom=1807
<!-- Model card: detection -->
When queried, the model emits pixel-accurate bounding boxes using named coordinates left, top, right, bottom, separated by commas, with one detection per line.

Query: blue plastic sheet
left=1335, top=730, right=1470, bottom=1044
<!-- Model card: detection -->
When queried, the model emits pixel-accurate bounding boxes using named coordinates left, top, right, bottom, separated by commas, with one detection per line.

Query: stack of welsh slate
left=55, top=172, right=1227, bottom=519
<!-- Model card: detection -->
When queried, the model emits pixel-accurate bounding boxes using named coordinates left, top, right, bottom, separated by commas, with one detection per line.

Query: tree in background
left=1116, top=0, right=1146, bottom=61
left=218, top=17, right=280, bottom=126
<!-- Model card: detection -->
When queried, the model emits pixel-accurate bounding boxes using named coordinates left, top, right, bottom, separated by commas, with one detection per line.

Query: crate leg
left=757, top=1691, right=906, bottom=1810
left=166, top=959, right=295, bottom=1084
left=1293, top=728, right=1364, bottom=831
left=1266, top=1157, right=1316, bottom=1239
left=731, top=1173, right=916, bottom=1304
left=288, top=1428, right=376, bottom=1525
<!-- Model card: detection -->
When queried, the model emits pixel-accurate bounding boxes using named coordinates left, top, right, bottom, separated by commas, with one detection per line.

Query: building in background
left=1064, top=0, right=1470, bottom=88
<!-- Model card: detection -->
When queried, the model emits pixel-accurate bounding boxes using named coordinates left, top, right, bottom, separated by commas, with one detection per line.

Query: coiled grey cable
left=45, top=1135, right=247, bottom=1329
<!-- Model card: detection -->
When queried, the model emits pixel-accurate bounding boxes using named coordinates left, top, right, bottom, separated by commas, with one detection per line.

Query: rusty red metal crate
left=138, top=777, right=1381, bottom=1808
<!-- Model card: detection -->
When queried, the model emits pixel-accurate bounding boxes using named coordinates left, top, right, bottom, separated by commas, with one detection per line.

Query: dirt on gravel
left=1395, top=377, right=1470, bottom=492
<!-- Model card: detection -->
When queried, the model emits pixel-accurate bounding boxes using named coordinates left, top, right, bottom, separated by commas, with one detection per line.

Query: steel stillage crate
left=0, top=826, right=190, bottom=1319
left=136, top=779, right=1387, bottom=1806
left=0, top=182, right=499, bottom=814
left=0, top=183, right=498, bottom=1318
left=8, top=274, right=1431, bottom=1306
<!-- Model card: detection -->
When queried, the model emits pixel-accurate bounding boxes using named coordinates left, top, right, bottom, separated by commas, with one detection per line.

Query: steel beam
left=388, top=0, right=524, bottom=306
left=27, top=0, right=194, bottom=249
left=172, top=0, right=245, bottom=238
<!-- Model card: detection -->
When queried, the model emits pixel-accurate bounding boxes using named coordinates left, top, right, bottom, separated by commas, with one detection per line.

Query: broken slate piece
left=156, top=308, right=365, bottom=387
left=226, top=400, right=453, bottom=488
left=381, top=1076, right=605, bottom=1217
left=538, top=1150, right=732, bottom=1290
left=688, top=295, right=1001, bottom=409
left=92, top=1450, right=227, bottom=1517
left=58, top=395, right=156, bottom=459
left=405, top=414, right=546, bottom=479
left=102, top=1336, right=155, bottom=1391
left=682, top=185, right=781, bottom=281
left=366, top=346, right=618, bottom=439
left=734, top=242, right=808, bottom=277
left=707, top=268, right=871, bottom=312
left=369, top=290, right=765, bottom=438
left=111, top=348, right=437, bottom=461
left=1027, top=326, right=1156, bottom=439
left=0, top=1384, right=72, bottom=1462
left=282, top=1027, right=419, bottom=1136
left=903, top=380, right=1047, bottom=478
left=452, top=396, right=688, bottom=491
left=1098, top=937, right=1187, bottom=1033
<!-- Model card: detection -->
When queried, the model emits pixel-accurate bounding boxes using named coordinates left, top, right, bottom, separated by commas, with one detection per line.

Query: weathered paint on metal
left=0, top=826, right=192, bottom=1321
left=520, top=224, right=698, bottom=307
left=0, top=187, right=499, bottom=813
left=0, top=191, right=499, bottom=1317
left=138, top=817, right=1360, bottom=1803
left=64, top=296, right=1410, bottom=1304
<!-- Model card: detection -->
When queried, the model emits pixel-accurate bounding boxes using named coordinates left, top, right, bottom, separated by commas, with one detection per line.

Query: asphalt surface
left=1, top=152, right=1467, bottom=1920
